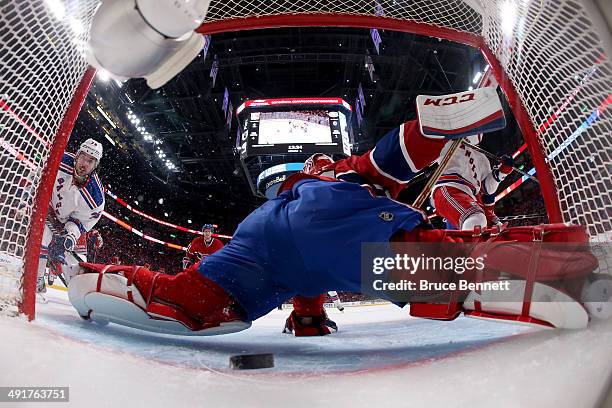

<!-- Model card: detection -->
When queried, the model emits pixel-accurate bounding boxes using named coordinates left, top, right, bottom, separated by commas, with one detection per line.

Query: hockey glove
left=48, top=232, right=76, bottom=264
left=493, top=154, right=514, bottom=181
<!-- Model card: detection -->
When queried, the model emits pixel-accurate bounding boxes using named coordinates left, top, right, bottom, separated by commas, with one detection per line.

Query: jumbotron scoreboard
left=236, top=98, right=353, bottom=198
left=237, top=98, right=352, bottom=157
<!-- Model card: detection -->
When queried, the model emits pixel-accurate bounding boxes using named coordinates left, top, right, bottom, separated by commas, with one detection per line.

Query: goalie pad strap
left=96, top=265, right=113, bottom=292
left=146, top=272, right=161, bottom=306
left=521, top=226, right=544, bottom=317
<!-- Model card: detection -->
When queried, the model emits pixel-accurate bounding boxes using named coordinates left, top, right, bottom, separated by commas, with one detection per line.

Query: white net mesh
left=478, top=1, right=612, bottom=239
left=205, top=0, right=483, bottom=34
left=0, top=0, right=98, bottom=314
left=0, top=0, right=609, bottom=317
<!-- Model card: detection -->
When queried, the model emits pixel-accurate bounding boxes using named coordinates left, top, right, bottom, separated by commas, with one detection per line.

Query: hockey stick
left=461, top=141, right=540, bottom=184
left=57, top=272, right=68, bottom=287
left=412, top=139, right=462, bottom=208
left=51, top=249, right=86, bottom=288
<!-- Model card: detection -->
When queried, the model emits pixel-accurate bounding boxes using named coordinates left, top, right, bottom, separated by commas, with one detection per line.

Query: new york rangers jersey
left=49, top=152, right=105, bottom=239
left=432, top=142, right=502, bottom=203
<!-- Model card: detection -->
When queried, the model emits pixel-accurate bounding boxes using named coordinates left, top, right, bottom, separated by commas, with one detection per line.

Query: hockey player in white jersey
left=37, top=139, right=105, bottom=294
left=431, top=134, right=514, bottom=230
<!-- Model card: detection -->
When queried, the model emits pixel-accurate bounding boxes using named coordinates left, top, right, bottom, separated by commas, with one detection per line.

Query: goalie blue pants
left=198, top=178, right=425, bottom=321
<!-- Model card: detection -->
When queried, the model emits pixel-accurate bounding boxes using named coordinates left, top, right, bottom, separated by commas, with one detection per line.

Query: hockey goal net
left=0, top=0, right=610, bottom=319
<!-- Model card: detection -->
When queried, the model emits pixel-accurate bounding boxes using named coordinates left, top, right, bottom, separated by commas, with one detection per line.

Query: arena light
left=102, top=211, right=187, bottom=251
left=103, top=132, right=116, bottom=147
left=500, top=1, right=517, bottom=37
left=105, top=188, right=233, bottom=239
left=96, top=105, right=117, bottom=128
left=472, top=71, right=482, bottom=84
left=96, top=69, right=110, bottom=82
left=45, top=0, right=65, bottom=20
left=69, top=17, right=85, bottom=35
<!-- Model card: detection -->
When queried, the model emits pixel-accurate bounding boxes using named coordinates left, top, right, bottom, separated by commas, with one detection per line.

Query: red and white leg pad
left=462, top=280, right=589, bottom=329
left=406, top=223, right=606, bottom=329
left=67, top=265, right=251, bottom=336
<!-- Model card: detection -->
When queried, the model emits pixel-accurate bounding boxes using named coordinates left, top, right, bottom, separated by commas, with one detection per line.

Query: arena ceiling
left=69, top=26, right=521, bottom=233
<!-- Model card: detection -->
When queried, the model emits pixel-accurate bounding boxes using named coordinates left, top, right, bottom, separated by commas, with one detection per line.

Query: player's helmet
left=202, top=224, right=214, bottom=232
left=78, top=138, right=103, bottom=161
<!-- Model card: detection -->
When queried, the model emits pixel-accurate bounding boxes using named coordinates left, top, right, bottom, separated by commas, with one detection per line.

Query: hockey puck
left=229, top=353, right=274, bottom=370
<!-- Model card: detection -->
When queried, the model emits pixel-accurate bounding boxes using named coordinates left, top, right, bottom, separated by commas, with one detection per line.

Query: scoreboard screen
left=237, top=98, right=352, bottom=157
left=258, top=110, right=332, bottom=145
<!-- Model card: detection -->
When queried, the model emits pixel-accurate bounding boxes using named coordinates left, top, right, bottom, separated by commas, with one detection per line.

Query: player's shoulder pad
left=59, top=152, right=75, bottom=174
left=81, top=173, right=105, bottom=209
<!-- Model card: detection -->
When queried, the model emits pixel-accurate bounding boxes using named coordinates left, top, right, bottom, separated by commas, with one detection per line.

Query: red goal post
left=0, top=0, right=610, bottom=320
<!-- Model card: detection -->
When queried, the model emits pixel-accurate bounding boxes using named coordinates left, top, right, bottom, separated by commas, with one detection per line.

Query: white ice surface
left=1, top=286, right=611, bottom=408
